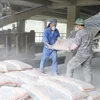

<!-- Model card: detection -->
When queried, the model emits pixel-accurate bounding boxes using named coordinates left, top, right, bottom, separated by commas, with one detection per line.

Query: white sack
left=0, top=62, right=21, bottom=72
left=51, top=76, right=95, bottom=92
left=0, top=73, right=21, bottom=86
left=5, top=71, right=38, bottom=84
left=21, top=84, right=66, bottom=100
left=38, top=79, right=87, bottom=100
left=0, top=86, right=28, bottom=100
left=4, top=60, right=33, bottom=71
left=22, top=69, right=51, bottom=78
left=52, top=38, right=74, bottom=51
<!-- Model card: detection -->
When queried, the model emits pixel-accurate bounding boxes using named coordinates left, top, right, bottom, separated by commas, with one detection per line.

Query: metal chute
left=85, top=13, right=100, bottom=37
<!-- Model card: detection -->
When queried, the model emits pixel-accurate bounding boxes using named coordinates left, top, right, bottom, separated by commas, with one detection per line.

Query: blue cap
left=49, top=19, right=57, bottom=24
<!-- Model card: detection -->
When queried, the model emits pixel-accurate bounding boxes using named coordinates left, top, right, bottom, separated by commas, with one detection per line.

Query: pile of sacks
left=0, top=60, right=100, bottom=100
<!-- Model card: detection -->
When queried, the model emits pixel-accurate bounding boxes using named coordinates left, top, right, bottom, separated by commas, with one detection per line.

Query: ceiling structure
left=0, top=0, right=100, bottom=27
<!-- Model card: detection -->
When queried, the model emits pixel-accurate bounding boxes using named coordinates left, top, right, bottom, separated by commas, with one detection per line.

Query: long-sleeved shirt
left=44, top=27, right=60, bottom=48
left=71, top=28, right=93, bottom=57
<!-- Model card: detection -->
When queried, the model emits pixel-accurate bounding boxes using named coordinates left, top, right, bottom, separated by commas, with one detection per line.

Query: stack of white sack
left=0, top=73, right=22, bottom=86
left=4, top=60, right=33, bottom=71
left=0, top=61, right=23, bottom=72
left=50, top=76, right=95, bottom=92
left=52, top=38, right=74, bottom=51
left=0, top=86, right=29, bottom=100
left=0, top=60, right=99, bottom=100
left=21, top=84, right=67, bottom=100
left=5, top=71, right=39, bottom=84
left=38, top=78, right=88, bottom=100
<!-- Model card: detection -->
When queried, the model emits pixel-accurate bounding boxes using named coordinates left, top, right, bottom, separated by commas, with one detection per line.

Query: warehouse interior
left=0, top=0, right=100, bottom=91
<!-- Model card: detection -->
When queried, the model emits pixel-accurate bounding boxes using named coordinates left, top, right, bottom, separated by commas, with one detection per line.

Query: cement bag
left=22, top=68, right=51, bottom=78
left=51, top=76, right=95, bottom=92
left=38, top=79, right=87, bottom=100
left=4, top=60, right=33, bottom=71
left=0, top=86, right=28, bottom=100
left=53, top=38, right=74, bottom=51
left=0, top=62, right=21, bottom=72
left=5, top=71, right=38, bottom=84
left=22, top=69, right=44, bottom=77
left=87, top=89, right=100, bottom=100
left=50, top=79, right=88, bottom=99
left=21, top=84, right=66, bottom=100
left=0, top=74, right=21, bottom=86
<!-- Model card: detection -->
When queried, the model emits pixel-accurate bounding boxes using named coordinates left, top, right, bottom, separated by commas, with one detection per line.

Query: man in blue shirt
left=40, top=19, right=60, bottom=75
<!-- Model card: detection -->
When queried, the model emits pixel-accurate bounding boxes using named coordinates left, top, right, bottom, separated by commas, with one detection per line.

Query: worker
left=40, top=19, right=60, bottom=75
left=66, top=18, right=93, bottom=83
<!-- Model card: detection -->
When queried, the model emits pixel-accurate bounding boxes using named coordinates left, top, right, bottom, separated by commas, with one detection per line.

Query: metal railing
left=0, top=30, right=35, bottom=60
left=35, top=32, right=66, bottom=42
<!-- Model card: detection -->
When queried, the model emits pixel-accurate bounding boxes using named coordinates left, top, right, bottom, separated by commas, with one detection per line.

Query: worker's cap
left=49, top=19, right=57, bottom=24
left=75, top=18, right=84, bottom=25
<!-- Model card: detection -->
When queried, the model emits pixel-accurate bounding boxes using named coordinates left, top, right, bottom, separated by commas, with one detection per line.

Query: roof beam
left=53, top=9, right=67, bottom=14
left=48, top=0, right=76, bottom=9
left=40, top=12, right=91, bottom=20
left=49, top=0, right=76, bottom=4
left=24, top=0, right=52, bottom=5
left=48, top=2, right=70, bottom=9
left=80, top=13, right=91, bottom=19
left=49, top=0, right=69, bottom=4
left=40, top=11, right=67, bottom=19
left=0, top=0, right=41, bottom=7
left=49, top=0, right=100, bottom=9
left=76, top=0, right=100, bottom=6
left=81, top=7, right=97, bottom=15
left=0, top=6, right=48, bottom=27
